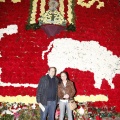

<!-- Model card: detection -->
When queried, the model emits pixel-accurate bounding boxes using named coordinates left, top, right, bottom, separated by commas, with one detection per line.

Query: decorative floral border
left=26, top=0, right=104, bottom=30
left=0, top=0, right=22, bottom=3
left=0, top=94, right=108, bottom=104
left=26, top=0, right=76, bottom=31
left=26, top=0, right=40, bottom=30
left=59, top=0, right=65, bottom=17
left=12, top=0, right=21, bottom=3
left=39, top=0, right=46, bottom=16
left=67, top=0, right=76, bottom=31
left=77, top=0, right=104, bottom=9
left=29, top=0, right=38, bottom=24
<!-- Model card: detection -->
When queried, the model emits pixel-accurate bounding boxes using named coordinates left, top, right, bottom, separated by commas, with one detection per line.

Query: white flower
left=79, top=107, right=84, bottom=115
left=1, top=110, right=13, bottom=115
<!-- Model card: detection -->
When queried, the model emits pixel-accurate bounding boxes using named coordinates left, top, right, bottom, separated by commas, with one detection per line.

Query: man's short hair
left=48, top=67, right=57, bottom=73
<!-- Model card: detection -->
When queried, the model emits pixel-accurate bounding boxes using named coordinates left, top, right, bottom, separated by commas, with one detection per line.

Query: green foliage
left=0, top=114, right=14, bottom=120
left=116, top=113, right=120, bottom=117
left=26, top=23, right=40, bottom=30
left=18, top=107, right=40, bottom=120
left=66, top=24, right=76, bottom=31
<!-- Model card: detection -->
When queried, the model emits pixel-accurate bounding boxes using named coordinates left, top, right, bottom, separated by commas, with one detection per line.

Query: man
left=36, top=67, right=59, bottom=120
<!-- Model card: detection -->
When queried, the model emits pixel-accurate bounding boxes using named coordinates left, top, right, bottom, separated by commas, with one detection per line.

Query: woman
left=58, top=71, right=76, bottom=120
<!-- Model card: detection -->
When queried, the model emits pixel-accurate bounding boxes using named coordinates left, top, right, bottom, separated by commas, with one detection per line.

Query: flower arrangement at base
left=18, top=108, right=40, bottom=120
left=0, top=102, right=120, bottom=120
left=0, top=102, right=40, bottom=120
left=0, top=114, right=14, bottom=120
left=73, top=102, right=119, bottom=120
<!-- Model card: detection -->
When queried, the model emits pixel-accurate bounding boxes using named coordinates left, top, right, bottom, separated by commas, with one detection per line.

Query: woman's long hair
left=59, top=71, right=70, bottom=84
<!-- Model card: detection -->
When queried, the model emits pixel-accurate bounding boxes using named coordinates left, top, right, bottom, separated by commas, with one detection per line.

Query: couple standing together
left=36, top=67, right=76, bottom=120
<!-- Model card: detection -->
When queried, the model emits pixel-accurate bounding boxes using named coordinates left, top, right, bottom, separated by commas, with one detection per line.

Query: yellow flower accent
left=97, top=1, right=104, bottom=9
left=0, top=95, right=36, bottom=104
left=40, top=0, right=46, bottom=16
left=11, top=0, right=21, bottom=3
left=77, top=0, right=104, bottom=9
left=67, top=0, right=73, bottom=24
left=74, top=94, right=108, bottom=102
left=59, top=0, right=64, bottom=17
left=29, top=0, right=75, bottom=25
left=30, top=0, right=38, bottom=24
left=0, top=0, right=5, bottom=2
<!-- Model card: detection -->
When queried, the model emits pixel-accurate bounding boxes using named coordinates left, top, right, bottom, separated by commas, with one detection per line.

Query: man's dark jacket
left=36, top=75, right=59, bottom=105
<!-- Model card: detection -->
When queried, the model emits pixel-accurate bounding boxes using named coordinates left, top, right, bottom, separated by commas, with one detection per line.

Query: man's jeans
left=40, top=100, right=57, bottom=120
left=59, top=101, right=73, bottom=120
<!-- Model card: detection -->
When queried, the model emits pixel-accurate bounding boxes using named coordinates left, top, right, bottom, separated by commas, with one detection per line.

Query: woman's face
left=61, top=73, right=67, bottom=81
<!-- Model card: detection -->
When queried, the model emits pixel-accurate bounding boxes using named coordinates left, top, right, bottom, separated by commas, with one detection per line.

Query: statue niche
left=38, top=0, right=67, bottom=37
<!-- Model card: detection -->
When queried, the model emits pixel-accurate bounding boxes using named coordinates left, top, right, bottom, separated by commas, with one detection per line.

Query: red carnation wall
left=0, top=0, right=120, bottom=111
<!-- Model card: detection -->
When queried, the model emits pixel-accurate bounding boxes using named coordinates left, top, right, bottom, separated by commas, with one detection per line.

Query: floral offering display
left=0, top=102, right=120, bottom=120
left=27, top=0, right=75, bottom=30
left=0, top=0, right=120, bottom=117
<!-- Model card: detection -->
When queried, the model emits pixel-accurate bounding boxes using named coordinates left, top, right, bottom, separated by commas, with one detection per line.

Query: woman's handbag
left=68, top=99, right=77, bottom=110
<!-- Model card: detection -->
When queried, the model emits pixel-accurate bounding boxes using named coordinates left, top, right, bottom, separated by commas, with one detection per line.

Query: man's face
left=48, top=68, right=56, bottom=77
